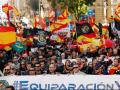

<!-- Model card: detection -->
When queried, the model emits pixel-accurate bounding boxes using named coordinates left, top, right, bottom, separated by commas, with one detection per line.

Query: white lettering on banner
left=0, top=75, right=120, bottom=90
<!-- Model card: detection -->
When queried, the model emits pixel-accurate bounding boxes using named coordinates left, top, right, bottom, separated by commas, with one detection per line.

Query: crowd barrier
left=0, top=75, right=120, bottom=90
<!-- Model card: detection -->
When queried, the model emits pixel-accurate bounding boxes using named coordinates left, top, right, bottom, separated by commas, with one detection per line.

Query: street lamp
left=102, top=0, right=109, bottom=25
left=39, top=0, right=44, bottom=18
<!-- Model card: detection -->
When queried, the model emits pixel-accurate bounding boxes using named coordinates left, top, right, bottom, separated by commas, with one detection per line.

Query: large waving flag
left=50, top=7, right=71, bottom=33
left=75, top=22, right=102, bottom=52
left=0, top=26, right=16, bottom=49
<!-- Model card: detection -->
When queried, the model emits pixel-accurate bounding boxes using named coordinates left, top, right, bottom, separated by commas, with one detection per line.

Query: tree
left=47, top=0, right=95, bottom=21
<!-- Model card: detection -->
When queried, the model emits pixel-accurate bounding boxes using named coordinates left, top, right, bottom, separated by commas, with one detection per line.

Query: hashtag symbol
left=13, top=81, right=19, bottom=90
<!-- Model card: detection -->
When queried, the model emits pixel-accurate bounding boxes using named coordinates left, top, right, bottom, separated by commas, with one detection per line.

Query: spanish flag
left=2, top=3, right=9, bottom=20
left=50, top=22, right=68, bottom=33
left=114, top=3, right=120, bottom=21
left=0, top=26, right=16, bottom=49
left=57, top=7, right=68, bottom=20
left=102, top=26, right=109, bottom=39
left=12, top=6, right=20, bottom=16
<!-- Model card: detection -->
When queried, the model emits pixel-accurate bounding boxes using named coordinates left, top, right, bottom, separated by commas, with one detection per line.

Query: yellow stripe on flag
left=0, top=32, right=16, bottom=44
left=13, top=6, right=20, bottom=16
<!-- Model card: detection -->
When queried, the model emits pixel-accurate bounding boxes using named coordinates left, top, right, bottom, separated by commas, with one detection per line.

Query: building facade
left=95, top=0, right=119, bottom=23
left=12, top=0, right=51, bottom=17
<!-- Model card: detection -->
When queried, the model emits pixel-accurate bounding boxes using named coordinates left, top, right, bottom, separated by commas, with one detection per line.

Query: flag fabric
left=50, top=22, right=68, bottom=33
left=2, top=3, right=9, bottom=21
left=56, top=34, right=64, bottom=43
left=34, top=15, right=39, bottom=28
left=57, top=7, right=68, bottom=20
left=12, top=6, right=20, bottom=16
left=50, top=7, right=71, bottom=33
left=2, top=3, right=9, bottom=13
left=90, top=23, right=99, bottom=33
left=0, top=26, right=16, bottom=49
left=76, top=22, right=94, bottom=36
left=75, top=22, right=102, bottom=52
left=114, top=3, right=120, bottom=21
left=12, top=41, right=27, bottom=53
left=102, top=26, right=109, bottom=39
left=71, top=29, right=76, bottom=37
left=39, top=17, right=46, bottom=29
left=48, top=9, right=55, bottom=21
left=4, top=46, right=12, bottom=51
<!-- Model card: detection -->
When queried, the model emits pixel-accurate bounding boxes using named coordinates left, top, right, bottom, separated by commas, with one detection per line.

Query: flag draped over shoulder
left=0, top=26, right=16, bottom=49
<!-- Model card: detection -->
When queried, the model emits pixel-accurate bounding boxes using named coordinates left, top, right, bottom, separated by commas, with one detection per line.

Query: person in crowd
left=108, top=58, right=120, bottom=75
left=47, top=64, right=57, bottom=74
left=28, top=67, right=36, bottom=75
left=5, top=86, right=15, bottom=90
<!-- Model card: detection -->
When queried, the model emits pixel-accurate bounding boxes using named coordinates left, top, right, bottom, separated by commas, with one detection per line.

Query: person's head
left=28, top=67, right=36, bottom=75
left=26, top=63, right=32, bottom=70
left=22, top=53, right=28, bottom=59
left=61, top=53, right=65, bottom=59
left=48, top=64, right=56, bottom=74
left=94, top=64, right=104, bottom=75
left=92, top=58, right=98, bottom=67
left=72, top=64, right=79, bottom=73
left=35, top=63, right=41, bottom=71
left=29, top=51, right=33, bottom=56
left=65, top=60, right=71, bottom=67
left=40, top=61, right=45, bottom=69
left=4, top=65, right=11, bottom=75
left=20, top=61, right=26, bottom=68
left=76, top=58, right=81, bottom=66
left=65, top=49, right=71, bottom=55
left=31, top=58, right=36, bottom=65
left=71, top=51, right=77, bottom=59
left=5, top=86, right=15, bottom=90
left=113, top=58, right=120, bottom=67
left=88, top=62, right=93, bottom=68
left=81, top=58, right=87, bottom=66
left=48, top=50, right=53, bottom=56
left=12, top=56, right=18, bottom=62
left=38, top=56, right=44, bottom=61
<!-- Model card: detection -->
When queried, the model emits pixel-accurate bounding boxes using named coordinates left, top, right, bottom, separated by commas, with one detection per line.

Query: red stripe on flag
left=0, top=26, right=15, bottom=32
left=83, top=33, right=96, bottom=38
left=51, top=24, right=68, bottom=33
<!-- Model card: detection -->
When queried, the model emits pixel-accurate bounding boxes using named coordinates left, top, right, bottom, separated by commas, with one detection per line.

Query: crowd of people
left=0, top=17, right=120, bottom=76
left=0, top=27, right=120, bottom=76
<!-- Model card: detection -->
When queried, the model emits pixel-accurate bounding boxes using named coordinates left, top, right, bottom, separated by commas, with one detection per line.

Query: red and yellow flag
left=0, top=26, right=16, bottom=49
left=2, top=3, right=9, bottom=20
left=12, top=6, right=20, bottom=16
left=50, top=22, right=68, bottom=33
left=57, top=7, right=68, bottom=20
